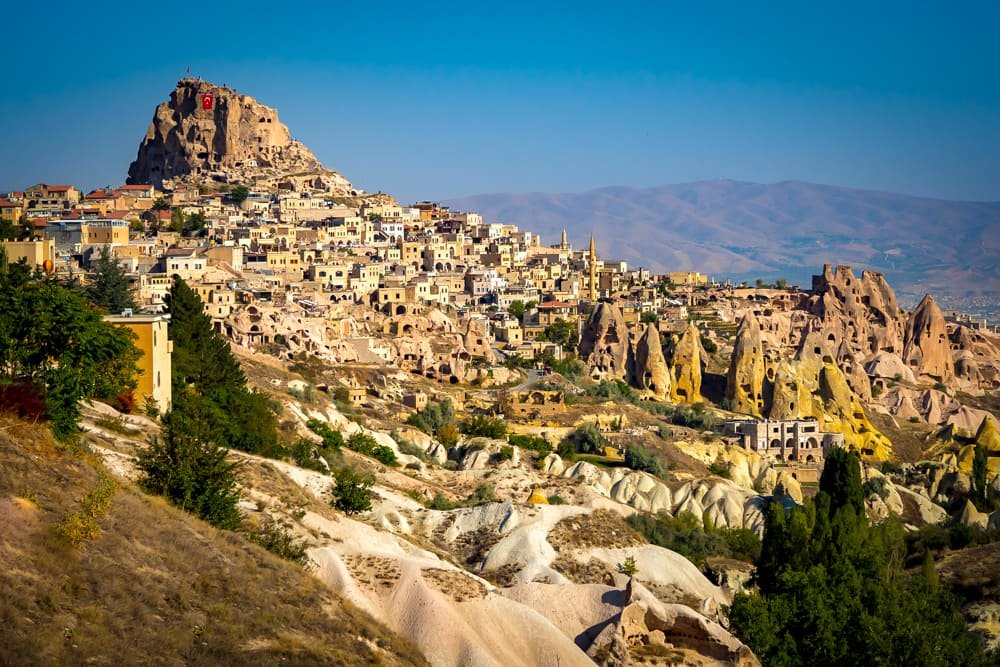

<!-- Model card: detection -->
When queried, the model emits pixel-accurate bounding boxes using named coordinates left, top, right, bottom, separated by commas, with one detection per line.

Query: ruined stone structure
left=503, top=389, right=566, bottom=420
left=128, top=78, right=353, bottom=194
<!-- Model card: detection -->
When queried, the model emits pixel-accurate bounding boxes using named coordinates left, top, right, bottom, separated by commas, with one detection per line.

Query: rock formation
left=725, top=314, right=766, bottom=416
left=630, top=323, right=670, bottom=399
left=903, top=294, right=954, bottom=383
left=768, top=332, right=892, bottom=459
left=669, top=324, right=703, bottom=404
left=578, top=302, right=630, bottom=380
left=806, top=264, right=905, bottom=361
left=128, top=78, right=353, bottom=194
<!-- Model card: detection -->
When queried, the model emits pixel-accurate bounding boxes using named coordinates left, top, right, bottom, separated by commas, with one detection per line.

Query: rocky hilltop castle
left=127, top=78, right=353, bottom=195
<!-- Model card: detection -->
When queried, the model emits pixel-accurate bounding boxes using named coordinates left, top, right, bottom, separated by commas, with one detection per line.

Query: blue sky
left=2, top=1, right=998, bottom=203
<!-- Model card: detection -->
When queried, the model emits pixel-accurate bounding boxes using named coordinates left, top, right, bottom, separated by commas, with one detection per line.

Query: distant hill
left=445, top=180, right=1000, bottom=306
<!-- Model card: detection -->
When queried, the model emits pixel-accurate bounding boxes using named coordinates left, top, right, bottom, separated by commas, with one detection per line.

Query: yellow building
left=1, top=239, right=55, bottom=269
left=0, top=199, right=24, bottom=225
left=104, top=314, right=172, bottom=413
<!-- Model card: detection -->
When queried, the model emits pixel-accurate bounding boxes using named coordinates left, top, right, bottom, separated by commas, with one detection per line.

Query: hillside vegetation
left=0, top=414, right=427, bottom=667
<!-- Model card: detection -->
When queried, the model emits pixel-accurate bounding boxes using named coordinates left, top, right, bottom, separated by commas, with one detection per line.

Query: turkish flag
left=201, top=94, right=213, bottom=110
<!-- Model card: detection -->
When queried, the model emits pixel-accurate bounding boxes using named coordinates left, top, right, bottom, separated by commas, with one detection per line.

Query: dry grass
left=549, top=509, right=644, bottom=551
left=0, top=415, right=427, bottom=666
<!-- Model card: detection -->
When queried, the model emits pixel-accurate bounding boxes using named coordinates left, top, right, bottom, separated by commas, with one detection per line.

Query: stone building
left=723, top=418, right=844, bottom=464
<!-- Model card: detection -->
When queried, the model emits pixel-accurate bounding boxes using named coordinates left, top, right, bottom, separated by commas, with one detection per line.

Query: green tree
left=86, top=245, right=137, bottom=314
left=640, top=311, right=658, bottom=324
left=168, top=208, right=186, bottom=233
left=972, top=441, right=989, bottom=509
left=332, top=468, right=373, bottom=515
left=538, top=318, right=579, bottom=349
left=0, top=253, right=140, bottom=438
left=151, top=197, right=170, bottom=211
left=729, top=448, right=986, bottom=666
left=460, top=414, right=507, bottom=439
left=165, top=277, right=278, bottom=454
left=508, top=300, right=527, bottom=318
left=229, top=185, right=251, bottom=204
left=138, top=416, right=243, bottom=529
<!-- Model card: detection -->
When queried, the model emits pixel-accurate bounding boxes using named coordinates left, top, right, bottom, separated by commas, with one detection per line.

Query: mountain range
left=445, top=180, right=1000, bottom=308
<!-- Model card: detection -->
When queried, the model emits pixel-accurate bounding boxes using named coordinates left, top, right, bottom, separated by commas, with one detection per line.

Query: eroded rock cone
left=631, top=323, right=671, bottom=400
left=579, top=302, right=630, bottom=380
left=669, top=323, right=703, bottom=404
left=725, top=314, right=765, bottom=416
left=903, top=294, right=954, bottom=384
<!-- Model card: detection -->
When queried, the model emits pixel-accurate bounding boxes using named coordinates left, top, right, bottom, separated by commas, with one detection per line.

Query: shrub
left=863, top=476, right=890, bottom=501
left=460, top=414, right=507, bottom=439
left=345, top=431, right=398, bottom=466
left=244, top=519, right=308, bottom=564
left=331, top=468, right=373, bottom=515
left=466, top=484, right=495, bottom=505
left=699, top=335, right=718, bottom=354
left=707, top=462, right=731, bottom=479
left=624, top=444, right=666, bottom=477
left=628, top=512, right=761, bottom=567
left=306, top=419, right=344, bottom=450
left=139, top=422, right=243, bottom=530
left=290, top=438, right=327, bottom=473
left=547, top=494, right=566, bottom=505
left=494, top=445, right=514, bottom=462
left=508, top=433, right=551, bottom=456
left=616, top=555, right=639, bottom=577
left=656, top=425, right=672, bottom=440
left=560, top=422, right=606, bottom=455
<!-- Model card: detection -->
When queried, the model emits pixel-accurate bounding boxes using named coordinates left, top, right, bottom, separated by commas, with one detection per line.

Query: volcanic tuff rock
left=128, top=78, right=353, bottom=194
left=725, top=314, right=766, bottom=416
left=579, top=302, right=631, bottom=381
left=630, top=323, right=671, bottom=400
left=768, top=332, right=892, bottom=459
left=669, top=324, right=703, bottom=404
left=807, top=264, right=905, bottom=361
left=903, top=294, right=954, bottom=383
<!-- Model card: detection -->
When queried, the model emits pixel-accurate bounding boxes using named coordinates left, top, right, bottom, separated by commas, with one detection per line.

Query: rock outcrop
left=579, top=303, right=631, bottom=381
left=669, top=324, right=703, bottom=404
left=768, top=332, right=892, bottom=459
left=807, top=264, right=905, bottom=360
left=903, top=294, right=954, bottom=383
left=128, top=78, right=353, bottom=194
left=725, top=314, right=766, bottom=416
left=630, top=323, right=670, bottom=399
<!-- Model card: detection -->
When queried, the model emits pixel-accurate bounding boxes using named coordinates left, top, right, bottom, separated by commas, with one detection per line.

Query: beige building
left=104, top=313, right=173, bottom=413
left=1, top=239, right=55, bottom=269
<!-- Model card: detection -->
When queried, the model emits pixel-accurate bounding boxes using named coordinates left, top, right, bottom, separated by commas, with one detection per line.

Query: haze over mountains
left=446, top=180, right=1000, bottom=308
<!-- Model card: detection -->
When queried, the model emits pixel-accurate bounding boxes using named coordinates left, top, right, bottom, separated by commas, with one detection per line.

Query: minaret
left=588, top=233, right=597, bottom=301
left=560, top=228, right=568, bottom=251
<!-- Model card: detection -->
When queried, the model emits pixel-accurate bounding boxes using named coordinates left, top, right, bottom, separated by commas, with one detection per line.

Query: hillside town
left=3, top=77, right=1000, bottom=666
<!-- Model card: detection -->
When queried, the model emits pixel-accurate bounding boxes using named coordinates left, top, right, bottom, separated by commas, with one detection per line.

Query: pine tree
left=86, top=245, right=137, bottom=313
left=166, top=277, right=246, bottom=392
left=164, top=277, right=277, bottom=454
left=139, top=414, right=243, bottom=529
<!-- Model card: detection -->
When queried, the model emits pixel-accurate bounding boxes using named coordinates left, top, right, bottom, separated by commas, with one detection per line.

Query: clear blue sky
left=2, top=1, right=998, bottom=204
